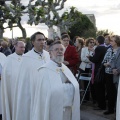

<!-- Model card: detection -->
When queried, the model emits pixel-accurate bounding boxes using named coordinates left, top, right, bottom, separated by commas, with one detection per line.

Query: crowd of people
left=0, top=32, right=120, bottom=120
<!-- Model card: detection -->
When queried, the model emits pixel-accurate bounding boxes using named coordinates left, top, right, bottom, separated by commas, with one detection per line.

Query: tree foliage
left=0, top=0, right=67, bottom=38
left=0, top=0, right=27, bottom=38
left=0, top=0, right=97, bottom=40
left=96, top=29, right=114, bottom=37
left=63, top=7, right=96, bottom=39
left=27, top=0, right=67, bottom=28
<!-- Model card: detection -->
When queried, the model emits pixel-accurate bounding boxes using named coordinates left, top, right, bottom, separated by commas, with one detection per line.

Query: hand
left=63, top=61, right=69, bottom=65
left=86, top=55, right=90, bottom=59
left=104, top=62, right=110, bottom=67
left=104, top=63, right=108, bottom=67
left=113, top=69, right=118, bottom=75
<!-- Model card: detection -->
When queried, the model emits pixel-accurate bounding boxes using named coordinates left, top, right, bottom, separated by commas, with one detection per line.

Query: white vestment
left=31, top=60, right=80, bottom=120
left=1, top=53, right=23, bottom=120
left=0, top=53, right=6, bottom=114
left=116, top=75, right=120, bottom=120
left=14, top=49, right=50, bottom=120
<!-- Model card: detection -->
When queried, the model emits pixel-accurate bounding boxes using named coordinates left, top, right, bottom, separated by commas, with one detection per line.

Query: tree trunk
left=59, top=25, right=67, bottom=34
left=17, top=17, right=27, bottom=39
left=48, top=27, right=54, bottom=39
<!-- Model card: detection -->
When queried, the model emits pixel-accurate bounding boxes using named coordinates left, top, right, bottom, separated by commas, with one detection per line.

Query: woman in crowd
left=107, top=35, right=120, bottom=119
left=54, top=36, right=60, bottom=41
left=79, top=38, right=95, bottom=101
left=109, top=35, right=120, bottom=91
left=102, top=35, right=116, bottom=115
left=73, top=36, right=80, bottom=45
left=75, top=37, right=84, bottom=68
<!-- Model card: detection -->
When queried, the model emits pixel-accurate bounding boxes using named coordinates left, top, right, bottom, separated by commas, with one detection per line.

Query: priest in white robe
left=14, top=32, right=50, bottom=120
left=0, top=52, right=6, bottom=119
left=1, top=41, right=26, bottom=120
left=31, top=40, right=80, bottom=120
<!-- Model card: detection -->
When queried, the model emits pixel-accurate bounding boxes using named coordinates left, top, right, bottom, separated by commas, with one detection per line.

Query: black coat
left=89, top=46, right=107, bottom=75
left=2, top=47, right=12, bottom=56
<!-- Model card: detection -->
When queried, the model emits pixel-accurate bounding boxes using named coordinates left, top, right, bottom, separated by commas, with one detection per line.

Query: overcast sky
left=3, top=0, right=120, bottom=38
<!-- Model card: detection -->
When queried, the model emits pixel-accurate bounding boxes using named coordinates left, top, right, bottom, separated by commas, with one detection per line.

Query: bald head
left=15, top=41, right=26, bottom=55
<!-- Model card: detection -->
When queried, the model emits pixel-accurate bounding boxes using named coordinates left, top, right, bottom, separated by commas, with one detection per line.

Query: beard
left=52, top=55, right=64, bottom=63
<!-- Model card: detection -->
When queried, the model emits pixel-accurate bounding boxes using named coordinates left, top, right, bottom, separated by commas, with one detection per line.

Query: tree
left=62, top=7, right=96, bottom=39
left=1, top=0, right=67, bottom=38
left=0, top=0, right=28, bottom=38
left=96, top=29, right=114, bottom=37
left=27, top=0, right=67, bottom=28
left=56, top=6, right=81, bottom=33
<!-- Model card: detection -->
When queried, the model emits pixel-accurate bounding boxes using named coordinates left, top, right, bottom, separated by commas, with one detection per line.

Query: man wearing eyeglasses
left=31, top=40, right=80, bottom=120
left=14, top=32, right=50, bottom=120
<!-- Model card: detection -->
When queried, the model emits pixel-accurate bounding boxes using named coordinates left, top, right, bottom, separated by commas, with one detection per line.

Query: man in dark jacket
left=87, top=36, right=107, bottom=110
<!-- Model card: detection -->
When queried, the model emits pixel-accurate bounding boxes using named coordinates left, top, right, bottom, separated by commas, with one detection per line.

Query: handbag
left=94, top=64, right=105, bottom=83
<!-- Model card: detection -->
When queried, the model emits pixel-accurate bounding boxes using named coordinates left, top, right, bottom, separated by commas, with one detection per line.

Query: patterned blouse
left=102, top=48, right=117, bottom=74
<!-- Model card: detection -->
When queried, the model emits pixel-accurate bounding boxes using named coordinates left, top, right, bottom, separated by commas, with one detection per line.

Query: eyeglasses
left=37, top=39, right=45, bottom=41
left=90, top=42, right=94, bottom=44
left=62, top=40, right=69, bottom=42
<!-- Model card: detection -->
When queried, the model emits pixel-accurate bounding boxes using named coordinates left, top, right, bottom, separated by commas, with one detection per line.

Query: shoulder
left=68, top=45, right=76, bottom=50
left=23, top=50, right=32, bottom=57
left=0, top=52, right=6, bottom=57
left=96, top=46, right=106, bottom=50
left=82, top=47, right=87, bottom=50
left=0, top=53, right=6, bottom=66
left=0, top=52, right=6, bottom=60
left=38, top=61, right=50, bottom=69
left=22, top=50, right=36, bottom=59
left=81, top=47, right=88, bottom=53
left=38, top=63, right=51, bottom=74
left=43, top=50, right=49, bottom=53
left=43, top=50, right=50, bottom=55
left=62, top=63, right=72, bottom=72
left=38, top=66, right=47, bottom=72
left=6, top=54, right=14, bottom=60
left=7, top=53, right=15, bottom=57
left=107, top=48, right=112, bottom=52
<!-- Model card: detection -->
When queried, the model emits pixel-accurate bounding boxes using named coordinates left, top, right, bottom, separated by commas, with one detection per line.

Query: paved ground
left=0, top=101, right=115, bottom=120
left=81, top=101, right=116, bottom=120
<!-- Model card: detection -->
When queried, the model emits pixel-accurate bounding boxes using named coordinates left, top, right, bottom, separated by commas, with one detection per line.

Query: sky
left=3, top=0, right=120, bottom=38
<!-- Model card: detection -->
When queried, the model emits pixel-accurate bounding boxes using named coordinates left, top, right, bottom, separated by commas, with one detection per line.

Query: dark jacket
left=2, top=47, right=12, bottom=56
left=89, top=45, right=107, bottom=75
